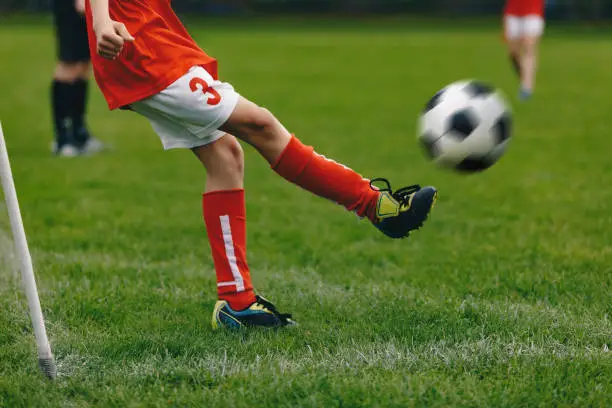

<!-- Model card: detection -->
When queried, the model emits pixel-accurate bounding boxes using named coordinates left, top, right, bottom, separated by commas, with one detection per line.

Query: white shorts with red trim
left=131, top=66, right=240, bottom=150
left=504, top=15, right=545, bottom=40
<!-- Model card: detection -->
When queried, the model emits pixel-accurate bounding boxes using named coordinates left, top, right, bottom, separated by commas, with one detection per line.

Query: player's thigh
left=220, top=97, right=282, bottom=135
left=130, top=66, right=239, bottom=150
left=220, top=96, right=292, bottom=141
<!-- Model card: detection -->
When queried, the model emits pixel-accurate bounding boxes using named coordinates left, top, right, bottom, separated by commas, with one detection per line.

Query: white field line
left=115, top=338, right=610, bottom=381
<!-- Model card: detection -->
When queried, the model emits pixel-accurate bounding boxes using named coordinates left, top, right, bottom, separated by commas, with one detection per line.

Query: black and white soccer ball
left=418, top=80, right=512, bottom=172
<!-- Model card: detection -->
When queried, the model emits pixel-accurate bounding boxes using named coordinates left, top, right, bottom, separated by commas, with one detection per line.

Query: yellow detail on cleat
left=403, top=194, right=415, bottom=211
left=248, top=303, right=267, bottom=312
left=211, top=300, right=226, bottom=330
left=376, top=191, right=400, bottom=219
left=212, top=300, right=243, bottom=330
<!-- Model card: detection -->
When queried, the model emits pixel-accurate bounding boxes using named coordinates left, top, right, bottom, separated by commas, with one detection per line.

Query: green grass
left=0, top=16, right=610, bottom=407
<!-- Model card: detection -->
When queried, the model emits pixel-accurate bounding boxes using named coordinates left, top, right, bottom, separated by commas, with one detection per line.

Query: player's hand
left=74, top=0, right=85, bottom=14
left=94, top=20, right=135, bottom=60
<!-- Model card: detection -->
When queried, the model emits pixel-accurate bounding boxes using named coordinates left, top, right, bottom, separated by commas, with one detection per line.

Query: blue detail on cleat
left=212, top=295, right=296, bottom=329
left=371, top=178, right=437, bottom=239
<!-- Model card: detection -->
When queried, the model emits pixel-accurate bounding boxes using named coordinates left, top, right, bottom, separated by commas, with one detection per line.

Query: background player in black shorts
left=52, top=0, right=106, bottom=156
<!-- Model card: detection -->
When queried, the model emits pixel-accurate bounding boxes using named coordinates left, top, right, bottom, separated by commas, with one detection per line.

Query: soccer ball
left=418, top=80, right=512, bottom=172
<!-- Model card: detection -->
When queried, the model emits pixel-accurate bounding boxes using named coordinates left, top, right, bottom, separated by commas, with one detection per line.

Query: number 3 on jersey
left=189, top=77, right=221, bottom=106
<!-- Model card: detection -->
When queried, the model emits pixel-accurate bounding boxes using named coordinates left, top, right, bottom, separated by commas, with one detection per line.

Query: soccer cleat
left=53, top=143, right=80, bottom=157
left=519, top=87, right=533, bottom=101
left=371, top=178, right=437, bottom=239
left=212, top=295, right=296, bottom=329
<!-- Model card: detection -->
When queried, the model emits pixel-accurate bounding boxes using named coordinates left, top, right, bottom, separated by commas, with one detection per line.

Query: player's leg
left=51, top=61, right=80, bottom=156
left=51, top=0, right=103, bottom=156
left=504, top=15, right=523, bottom=79
left=51, top=0, right=81, bottom=156
left=191, top=136, right=295, bottom=328
left=519, top=36, right=537, bottom=99
left=219, top=98, right=378, bottom=218
left=519, top=16, right=544, bottom=100
left=192, top=135, right=244, bottom=191
left=192, top=136, right=252, bottom=309
left=71, top=61, right=92, bottom=148
left=507, top=40, right=523, bottom=79
left=129, top=77, right=294, bottom=329
left=220, top=97, right=437, bottom=238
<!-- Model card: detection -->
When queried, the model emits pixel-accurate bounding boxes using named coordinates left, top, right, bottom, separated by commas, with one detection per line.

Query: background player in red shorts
left=504, top=0, right=545, bottom=100
left=85, top=0, right=437, bottom=329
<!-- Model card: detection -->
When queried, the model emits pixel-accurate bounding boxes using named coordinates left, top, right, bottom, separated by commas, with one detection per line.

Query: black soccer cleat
left=212, top=295, right=296, bottom=329
left=371, top=178, right=437, bottom=239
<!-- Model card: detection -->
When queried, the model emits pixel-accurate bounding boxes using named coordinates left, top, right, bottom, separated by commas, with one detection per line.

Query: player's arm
left=88, top=0, right=134, bottom=60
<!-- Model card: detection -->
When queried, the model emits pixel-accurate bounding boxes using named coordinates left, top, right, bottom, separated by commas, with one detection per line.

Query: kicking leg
left=220, top=97, right=437, bottom=238
left=219, top=98, right=379, bottom=219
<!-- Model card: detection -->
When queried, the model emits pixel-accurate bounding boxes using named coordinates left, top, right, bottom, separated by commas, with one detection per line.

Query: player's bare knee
left=54, top=62, right=80, bottom=82
left=194, top=136, right=244, bottom=180
left=75, top=62, right=91, bottom=80
left=216, top=137, right=244, bottom=177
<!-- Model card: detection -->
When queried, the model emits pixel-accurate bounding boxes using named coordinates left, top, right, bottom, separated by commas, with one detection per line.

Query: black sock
left=72, top=79, right=90, bottom=145
left=51, top=80, right=74, bottom=147
left=510, top=54, right=521, bottom=78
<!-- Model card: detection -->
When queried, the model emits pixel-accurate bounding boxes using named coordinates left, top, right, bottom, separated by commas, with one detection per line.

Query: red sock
left=272, top=136, right=380, bottom=221
left=202, top=189, right=256, bottom=311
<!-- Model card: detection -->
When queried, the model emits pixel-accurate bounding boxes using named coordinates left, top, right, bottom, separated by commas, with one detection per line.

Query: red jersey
left=504, top=0, right=545, bottom=17
left=85, top=0, right=218, bottom=110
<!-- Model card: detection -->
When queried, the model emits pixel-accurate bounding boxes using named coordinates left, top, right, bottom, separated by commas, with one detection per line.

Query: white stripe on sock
left=219, top=215, right=245, bottom=292
left=217, top=281, right=238, bottom=287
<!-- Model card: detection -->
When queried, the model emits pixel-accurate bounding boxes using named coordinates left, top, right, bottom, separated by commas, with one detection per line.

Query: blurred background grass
left=0, top=5, right=610, bottom=408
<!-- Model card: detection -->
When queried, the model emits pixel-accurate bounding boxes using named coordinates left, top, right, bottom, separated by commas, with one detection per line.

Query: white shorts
left=504, top=15, right=545, bottom=40
left=131, top=66, right=240, bottom=150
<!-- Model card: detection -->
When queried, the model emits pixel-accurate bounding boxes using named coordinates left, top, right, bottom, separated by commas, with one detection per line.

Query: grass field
left=0, top=16, right=610, bottom=407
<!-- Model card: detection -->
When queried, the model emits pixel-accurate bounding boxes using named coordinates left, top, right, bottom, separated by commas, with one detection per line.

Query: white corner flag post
left=0, top=121, right=56, bottom=380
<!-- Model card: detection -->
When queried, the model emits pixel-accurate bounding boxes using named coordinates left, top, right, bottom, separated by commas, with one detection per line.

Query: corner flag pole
left=0, top=121, right=56, bottom=379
